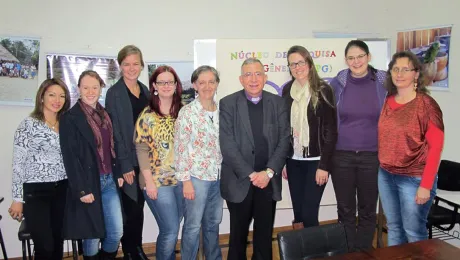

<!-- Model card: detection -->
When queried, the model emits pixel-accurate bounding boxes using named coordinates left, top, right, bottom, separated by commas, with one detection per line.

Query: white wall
left=374, top=0, right=460, bottom=162
left=1, top=0, right=458, bottom=258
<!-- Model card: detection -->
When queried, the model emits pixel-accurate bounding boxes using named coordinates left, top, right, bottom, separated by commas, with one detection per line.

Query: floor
left=61, top=222, right=388, bottom=260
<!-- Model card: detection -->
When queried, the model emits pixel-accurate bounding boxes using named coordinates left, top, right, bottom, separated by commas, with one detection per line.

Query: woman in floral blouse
left=174, top=65, right=223, bottom=260
left=134, top=65, right=184, bottom=260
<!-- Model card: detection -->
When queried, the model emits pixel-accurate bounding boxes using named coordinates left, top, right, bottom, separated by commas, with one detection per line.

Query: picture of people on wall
left=0, top=36, right=40, bottom=105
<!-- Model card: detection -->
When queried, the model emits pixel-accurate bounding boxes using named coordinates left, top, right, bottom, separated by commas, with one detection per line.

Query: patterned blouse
left=134, top=107, right=177, bottom=188
left=12, top=117, right=67, bottom=202
left=174, top=99, right=222, bottom=181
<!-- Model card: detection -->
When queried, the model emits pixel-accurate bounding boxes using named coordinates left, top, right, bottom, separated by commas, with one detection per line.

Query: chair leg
left=0, top=227, right=8, bottom=260
left=26, top=239, right=32, bottom=260
left=22, top=240, right=26, bottom=260
left=429, top=225, right=433, bottom=239
left=78, top=239, right=83, bottom=255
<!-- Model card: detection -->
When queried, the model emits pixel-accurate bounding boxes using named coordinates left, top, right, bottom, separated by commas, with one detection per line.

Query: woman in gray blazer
left=105, top=45, right=150, bottom=260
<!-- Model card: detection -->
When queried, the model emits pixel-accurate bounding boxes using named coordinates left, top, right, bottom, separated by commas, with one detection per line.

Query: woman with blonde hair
left=106, top=45, right=150, bottom=259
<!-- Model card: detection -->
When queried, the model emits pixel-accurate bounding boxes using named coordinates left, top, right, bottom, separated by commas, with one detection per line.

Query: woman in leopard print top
left=134, top=65, right=184, bottom=260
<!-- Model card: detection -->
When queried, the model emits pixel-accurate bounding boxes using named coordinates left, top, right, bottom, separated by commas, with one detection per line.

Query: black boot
left=123, top=252, right=134, bottom=260
left=136, top=246, right=149, bottom=260
left=100, top=250, right=118, bottom=260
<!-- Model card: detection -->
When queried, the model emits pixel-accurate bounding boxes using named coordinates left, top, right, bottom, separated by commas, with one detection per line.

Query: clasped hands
left=249, top=170, right=270, bottom=189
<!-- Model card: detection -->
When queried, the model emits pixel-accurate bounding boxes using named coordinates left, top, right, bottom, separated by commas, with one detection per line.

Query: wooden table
left=315, top=239, right=460, bottom=259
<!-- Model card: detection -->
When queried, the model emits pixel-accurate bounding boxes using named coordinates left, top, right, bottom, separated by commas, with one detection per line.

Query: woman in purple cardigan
left=329, top=40, right=386, bottom=252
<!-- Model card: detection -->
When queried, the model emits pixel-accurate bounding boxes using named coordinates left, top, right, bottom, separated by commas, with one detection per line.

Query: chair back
left=277, top=223, right=348, bottom=260
left=438, top=160, right=460, bottom=191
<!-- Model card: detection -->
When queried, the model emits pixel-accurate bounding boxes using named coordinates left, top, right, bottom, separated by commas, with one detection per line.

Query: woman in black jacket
left=282, top=45, right=338, bottom=229
left=105, top=45, right=150, bottom=259
left=60, top=70, right=124, bottom=260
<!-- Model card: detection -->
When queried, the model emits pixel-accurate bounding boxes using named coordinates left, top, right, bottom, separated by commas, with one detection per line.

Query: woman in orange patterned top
left=134, top=65, right=184, bottom=260
left=378, top=51, right=444, bottom=246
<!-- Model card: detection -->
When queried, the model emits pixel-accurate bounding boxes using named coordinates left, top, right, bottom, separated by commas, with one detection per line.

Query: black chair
left=436, top=160, right=460, bottom=191
left=427, top=160, right=460, bottom=239
left=427, top=196, right=460, bottom=238
left=18, top=219, right=80, bottom=260
left=277, top=223, right=348, bottom=260
left=0, top=197, right=8, bottom=260
left=18, top=220, right=33, bottom=260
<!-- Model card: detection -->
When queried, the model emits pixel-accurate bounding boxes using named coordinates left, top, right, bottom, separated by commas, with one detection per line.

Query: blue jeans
left=181, top=178, right=223, bottom=260
left=83, top=174, right=123, bottom=256
left=378, top=167, right=437, bottom=246
left=144, top=184, right=184, bottom=260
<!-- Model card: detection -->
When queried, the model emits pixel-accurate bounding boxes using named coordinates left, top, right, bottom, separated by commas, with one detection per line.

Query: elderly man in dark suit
left=219, top=58, right=290, bottom=260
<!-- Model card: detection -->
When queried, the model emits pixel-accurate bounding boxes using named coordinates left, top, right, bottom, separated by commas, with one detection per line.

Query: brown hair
left=30, top=78, right=71, bottom=121
left=384, top=51, right=429, bottom=96
left=117, top=45, right=145, bottom=67
left=77, top=70, right=106, bottom=88
left=148, top=65, right=183, bottom=118
left=287, top=45, right=334, bottom=109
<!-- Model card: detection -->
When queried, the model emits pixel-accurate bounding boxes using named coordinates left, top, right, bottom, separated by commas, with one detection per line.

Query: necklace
left=45, top=119, right=58, bottom=130
left=201, top=99, right=216, bottom=124
left=207, top=110, right=216, bottom=124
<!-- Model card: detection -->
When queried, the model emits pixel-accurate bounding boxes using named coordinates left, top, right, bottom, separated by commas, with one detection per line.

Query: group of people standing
left=9, top=39, right=443, bottom=260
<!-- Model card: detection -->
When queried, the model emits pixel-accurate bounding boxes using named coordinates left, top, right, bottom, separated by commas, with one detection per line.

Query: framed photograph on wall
left=397, top=25, right=452, bottom=91
left=0, top=36, right=40, bottom=106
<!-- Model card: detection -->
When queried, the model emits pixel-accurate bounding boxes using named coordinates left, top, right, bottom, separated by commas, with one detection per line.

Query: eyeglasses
left=346, top=54, right=367, bottom=62
left=391, top=67, right=416, bottom=75
left=197, top=80, right=217, bottom=87
left=156, top=81, right=176, bottom=86
left=288, top=60, right=307, bottom=69
left=242, top=71, right=264, bottom=78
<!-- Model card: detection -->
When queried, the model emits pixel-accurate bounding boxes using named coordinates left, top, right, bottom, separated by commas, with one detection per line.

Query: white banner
left=216, top=38, right=352, bottom=100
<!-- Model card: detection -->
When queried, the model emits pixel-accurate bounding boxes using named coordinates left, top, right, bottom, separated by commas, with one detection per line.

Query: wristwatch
left=266, top=168, right=274, bottom=178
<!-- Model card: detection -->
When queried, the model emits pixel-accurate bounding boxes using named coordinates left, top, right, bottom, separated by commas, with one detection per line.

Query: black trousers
left=226, top=184, right=276, bottom=260
left=330, top=150, right=379, bottom=251
left=23, top=179, right=68, bottom=260
left=286, top=159, right=326, bottom=228
left=120, top=167, right=145, bottom=253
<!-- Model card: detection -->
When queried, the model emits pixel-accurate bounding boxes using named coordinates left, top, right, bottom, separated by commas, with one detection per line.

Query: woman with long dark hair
left=282, top=45, right=337, bottom=230
left=135, top=65, right=184, bottom=260
left=9, top=78, right=70, bottom=260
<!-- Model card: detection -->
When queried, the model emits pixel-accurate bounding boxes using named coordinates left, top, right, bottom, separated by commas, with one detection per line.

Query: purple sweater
left=334, top=71, right=382, bottom=152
